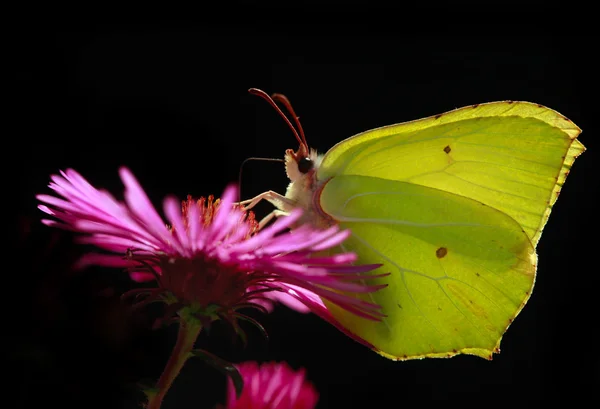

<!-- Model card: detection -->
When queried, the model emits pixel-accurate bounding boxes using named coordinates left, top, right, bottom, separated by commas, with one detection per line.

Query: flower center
left=177, top=195, right=259, bottom=239
left=159, top=195, right=261, bottom=311
left=158, top=255, right=256, bottom=310
left=124, top=194, right=265, bottom=323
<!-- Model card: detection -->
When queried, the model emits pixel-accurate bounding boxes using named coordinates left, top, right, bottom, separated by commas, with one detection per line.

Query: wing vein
left=350, top=232, right=443, bottom=336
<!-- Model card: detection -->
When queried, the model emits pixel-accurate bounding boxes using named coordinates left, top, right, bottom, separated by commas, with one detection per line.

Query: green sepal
left=136, top=380, right=159, bottom=404
left=161, top=292, right=180, bottom=305
left=233, top=312, right=269, bottom=343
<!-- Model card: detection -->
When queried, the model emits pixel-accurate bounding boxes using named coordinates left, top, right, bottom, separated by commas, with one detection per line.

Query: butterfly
left=242, top=88, right=585, bottom=360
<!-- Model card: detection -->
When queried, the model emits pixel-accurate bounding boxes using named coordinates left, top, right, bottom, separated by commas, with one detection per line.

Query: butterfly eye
left=297, top=157, right=313, bottom=174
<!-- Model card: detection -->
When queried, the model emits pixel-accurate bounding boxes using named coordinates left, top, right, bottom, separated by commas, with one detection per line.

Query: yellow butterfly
left=243, top=89, right=584, bottom=360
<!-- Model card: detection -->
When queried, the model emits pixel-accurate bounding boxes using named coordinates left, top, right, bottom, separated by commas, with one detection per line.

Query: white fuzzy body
left=282, top=150, right=334, bottom=229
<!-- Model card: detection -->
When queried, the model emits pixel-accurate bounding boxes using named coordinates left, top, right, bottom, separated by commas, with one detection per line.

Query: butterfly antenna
left=248, top=88, right=308, bottom=151
left=271, top=92, right=308, bottom=148
left=238, top=156, right=285, bottom=201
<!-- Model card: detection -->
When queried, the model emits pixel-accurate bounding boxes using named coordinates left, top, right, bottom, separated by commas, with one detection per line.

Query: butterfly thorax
left=284, top=149, right=334, bottom=229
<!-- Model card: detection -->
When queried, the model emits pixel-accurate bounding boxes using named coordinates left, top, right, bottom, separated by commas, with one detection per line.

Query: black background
left=9, top=8, right=598, bottom=409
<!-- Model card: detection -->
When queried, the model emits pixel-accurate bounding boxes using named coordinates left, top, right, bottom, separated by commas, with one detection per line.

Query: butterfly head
left=284, top=145, right=319, bottom=183
left=249, top=88, right=320, bottom=183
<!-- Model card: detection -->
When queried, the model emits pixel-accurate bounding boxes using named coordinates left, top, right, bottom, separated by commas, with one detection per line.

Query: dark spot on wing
left=443, top=145, right=451, bottom=154
left=476, top=272, right=480, bottom=277
left=436, top=247, right=448, bottom=258
left=397, top=303, right=402, bottom=309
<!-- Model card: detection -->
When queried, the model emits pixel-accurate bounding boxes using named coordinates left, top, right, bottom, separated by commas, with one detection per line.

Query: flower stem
left=146, top=318, right=203, bottom=409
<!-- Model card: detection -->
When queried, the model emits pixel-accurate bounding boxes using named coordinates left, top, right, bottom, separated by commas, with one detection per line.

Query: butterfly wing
left=316, top=102, right=583, bottom=359
left=320, top=175, right=535, bottom=359
left=318, top=101, right=584, bottom=246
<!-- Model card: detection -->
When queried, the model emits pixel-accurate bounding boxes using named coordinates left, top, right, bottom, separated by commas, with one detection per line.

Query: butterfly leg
left=238, top=191, right=297, bottom=229
left=238, top=190, right=297, bottom=213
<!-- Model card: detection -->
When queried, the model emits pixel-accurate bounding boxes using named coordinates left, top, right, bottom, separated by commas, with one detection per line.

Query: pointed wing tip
left=571, top=139, right=586, bottom=155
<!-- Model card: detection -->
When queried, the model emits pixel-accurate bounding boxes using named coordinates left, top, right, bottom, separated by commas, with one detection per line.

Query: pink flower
left=224, top=362, right=318, bottom=409
left=37, top=167, right=387, bottom=332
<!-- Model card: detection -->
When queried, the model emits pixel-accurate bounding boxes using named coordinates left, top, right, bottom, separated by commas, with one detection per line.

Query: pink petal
left=77, top=235, right=155, bottom=252
left=119, top=167, right=180, bottom=253
left=259, top=225, right=341, bottom=255
left=280, top=288, right=377, bottom=350
left=63, top=169, right=101, bottom=197
left=261, top=285, right=312, bottom=313
left=227, top=362, right=318, bottom=409
left=50, top=173, right=125, bottom=220
left=130, top=271, right=157, bottom=282
left=40, top=219, right=75, bottom=230
left=310, top=229, right=352, bottom=252
left=74, top=253, right=135, bottom=270
left=205, top=184, right=237, bottom=244
left=229, top=208, right=303, bottom=255
left=163, top=196, right=191, bottom=257
left=187, top=201, right=200, bottom=252
left=278, top=278, right=385, bottom=319
left=36, top=194, right=82, bottom=214
left=278, top=253, right=358, bottom=265
left=43, top=173, right=167, bottom=249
